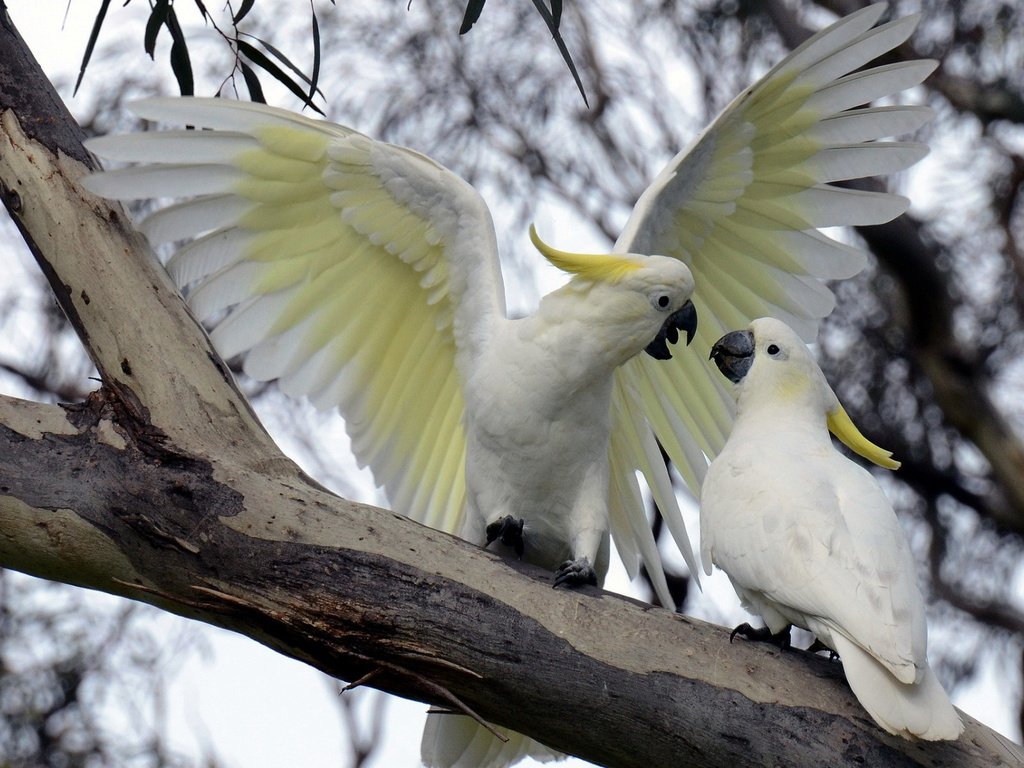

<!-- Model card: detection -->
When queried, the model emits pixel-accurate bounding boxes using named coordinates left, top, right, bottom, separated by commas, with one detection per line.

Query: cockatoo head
left=530, top=225, right=698, bottom=361
left=710, top=317, right=900, bottom=470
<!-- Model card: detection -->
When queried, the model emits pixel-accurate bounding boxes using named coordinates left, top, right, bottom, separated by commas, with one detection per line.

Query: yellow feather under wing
left=611, top=6, right=934, bottom=586
left=609, top=375, right=703, bottom=604
left=84, top=98, right=499, bottom=538
left=608, top=392, right=674, bottom=604
left=230, top=133, right=477, bottom=534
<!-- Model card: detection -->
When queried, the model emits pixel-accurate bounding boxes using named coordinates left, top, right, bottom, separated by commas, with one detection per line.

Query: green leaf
left=144, top=0, right=170, bottom=60
left=193, top=0, right=210, bottom=21
left=308, top=2, right=322, bottom=107
left=236, top=40, right=324, bottom=114
left=239, top=61, right=266, bottom=104
left=233, top=0, right=256, bottom=24
left=552, top=0, right=562, bottom=29
left=165, top=6, right=195, bottom=96
left=529, top=0, right=587, bottom=106
left=241, top=34, right=319, bottom=92
left=74, top=0, right=112, bottom=95
left=460, top=0, right=486, bottom=34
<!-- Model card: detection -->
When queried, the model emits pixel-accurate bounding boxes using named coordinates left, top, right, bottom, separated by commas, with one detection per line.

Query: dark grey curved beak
left=710, top=329, right=755, bottom=383
left=645, top=300, right=698, bottom=360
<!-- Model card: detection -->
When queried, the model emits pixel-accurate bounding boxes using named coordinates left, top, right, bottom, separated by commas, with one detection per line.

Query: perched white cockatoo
left=82, top=2, right=937, bottom=763
left=702, top=317, right=963, bottom=741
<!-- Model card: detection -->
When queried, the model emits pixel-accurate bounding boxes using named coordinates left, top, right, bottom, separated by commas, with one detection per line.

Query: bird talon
left=729, top=622, right=792, bottom=650
left=805, top=638, right=840, bottom=661
left=553, top=557, right=598, bottom=589
left=485, top=515, right=525, bottom=558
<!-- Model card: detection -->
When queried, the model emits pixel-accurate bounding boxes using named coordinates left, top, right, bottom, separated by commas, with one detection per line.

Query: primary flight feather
left=82, top=3, right=935, bottom=764
left=702, top=317, right=962, bottom=740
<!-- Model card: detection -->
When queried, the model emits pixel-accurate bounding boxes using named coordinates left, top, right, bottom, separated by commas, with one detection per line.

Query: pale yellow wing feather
left=610, top=4, right=935, bottom=587
left=84, top=97, right=505, bottom=536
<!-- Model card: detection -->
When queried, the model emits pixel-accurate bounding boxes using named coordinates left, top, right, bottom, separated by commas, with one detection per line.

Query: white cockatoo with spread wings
left=84, top=3, right=937, bottom=765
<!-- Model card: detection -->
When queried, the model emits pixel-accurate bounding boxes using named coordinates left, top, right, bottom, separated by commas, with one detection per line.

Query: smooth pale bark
left=0, top=14, right=1019, bottom=768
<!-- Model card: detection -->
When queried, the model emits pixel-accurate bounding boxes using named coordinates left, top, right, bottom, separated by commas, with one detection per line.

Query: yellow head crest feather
left=827, top=405, right=901, bottom=470
left=529, top=224, right=642, bottom=284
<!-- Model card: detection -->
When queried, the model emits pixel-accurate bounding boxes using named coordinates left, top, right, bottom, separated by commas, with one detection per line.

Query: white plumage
left=81, top=3, right=937, bottom=763
left=702, top=317, right=962, bottom=741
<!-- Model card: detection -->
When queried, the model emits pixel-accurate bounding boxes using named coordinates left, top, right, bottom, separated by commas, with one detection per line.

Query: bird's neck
left=733, top=384, right=831, bottom=451
left=529, top=286, right=647, bottom=373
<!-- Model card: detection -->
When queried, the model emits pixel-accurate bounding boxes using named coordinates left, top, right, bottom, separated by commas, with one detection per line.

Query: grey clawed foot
left=553, top=557, right=598, bottom=589
left=805, top=638, right=840, bottom=661
left=485, top=515, right=525, bottom=558
left=729, top=622, right=792, bottom=650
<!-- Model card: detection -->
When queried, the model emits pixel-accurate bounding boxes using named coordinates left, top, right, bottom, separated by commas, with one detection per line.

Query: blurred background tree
left=0, top=571, right=196, bottom=768
left=1, top=0, right=1021, bottom=765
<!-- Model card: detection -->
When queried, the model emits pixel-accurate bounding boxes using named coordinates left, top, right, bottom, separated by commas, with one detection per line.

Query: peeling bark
left=1, top=395, right=1018, bottom=768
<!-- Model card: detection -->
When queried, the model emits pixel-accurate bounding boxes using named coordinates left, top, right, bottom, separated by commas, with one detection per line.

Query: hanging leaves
left=74, top=0, right=323, bottom=109
left=239, top=60, right=266, bottom=103
left=236, top=37, right=324, bottom=114
left=459, top=0, right=487, bottom=34
left=527, top=0, right=586, bottom=106
left=308, top=2, right=322, bottom=108
left=458, top=0, right=586, bottom=106
left=233, top=0, right=256, bottom=25
left=163, top=4, right=195, bottom=96
left=75, top=0, right=584, bottom=109
left=73, top=0, right=112, bottom=95
left=79, top=0, right=195, bottom=95
left=143, top=2, right=169, bottom=59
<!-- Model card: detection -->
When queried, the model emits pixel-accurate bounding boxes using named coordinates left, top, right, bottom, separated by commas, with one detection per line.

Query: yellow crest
left=529, top=224, right=641, bottom=284
left=827, top=405, right=901, bottom=470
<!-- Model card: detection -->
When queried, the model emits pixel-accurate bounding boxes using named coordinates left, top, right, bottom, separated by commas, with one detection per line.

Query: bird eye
left=651, top=293, right=672, bottom=311
left=767, top=344, right=780, bottom=355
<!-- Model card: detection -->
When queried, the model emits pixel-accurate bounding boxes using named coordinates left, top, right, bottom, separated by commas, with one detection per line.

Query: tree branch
left=855, top=212, right=1024, bottom=536
left=0, top=393, right=1017, bottom=768
left=0, top=13, right=1019, bottom=768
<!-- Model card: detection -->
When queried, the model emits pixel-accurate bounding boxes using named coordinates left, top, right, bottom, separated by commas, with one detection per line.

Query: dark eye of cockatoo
left=652, top=293, right=672, bottom=310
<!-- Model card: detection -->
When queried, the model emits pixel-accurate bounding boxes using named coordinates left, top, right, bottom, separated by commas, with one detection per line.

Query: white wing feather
left=84, top=97, right=507, bottom=537
left=609, top=4, right=935, bottom=586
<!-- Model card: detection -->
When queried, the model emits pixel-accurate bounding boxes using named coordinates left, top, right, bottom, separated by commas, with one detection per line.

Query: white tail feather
left=789, top=185, right=910, bottom=227
left=813, top=142, right=928, bottom=182
left=832, top=634, right=963, bottom=741
left=167, top=229, right=257, bottom=288
left=421, top=713, right=561, bottom=768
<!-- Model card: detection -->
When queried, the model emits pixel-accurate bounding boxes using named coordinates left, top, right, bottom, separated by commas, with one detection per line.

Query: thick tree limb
left=1, top=393, right=1018, bottom=768
left=0, top=13, right=1020, bottom=768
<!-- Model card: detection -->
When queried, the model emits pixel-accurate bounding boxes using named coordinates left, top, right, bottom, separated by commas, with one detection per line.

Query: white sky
left=2, top=2, right=1020, bottom=766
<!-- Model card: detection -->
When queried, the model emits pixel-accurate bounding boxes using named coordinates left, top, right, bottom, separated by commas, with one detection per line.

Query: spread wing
left=608, top=3, right=935, bottom=601
left=84, top=97, right=507, bottom=536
